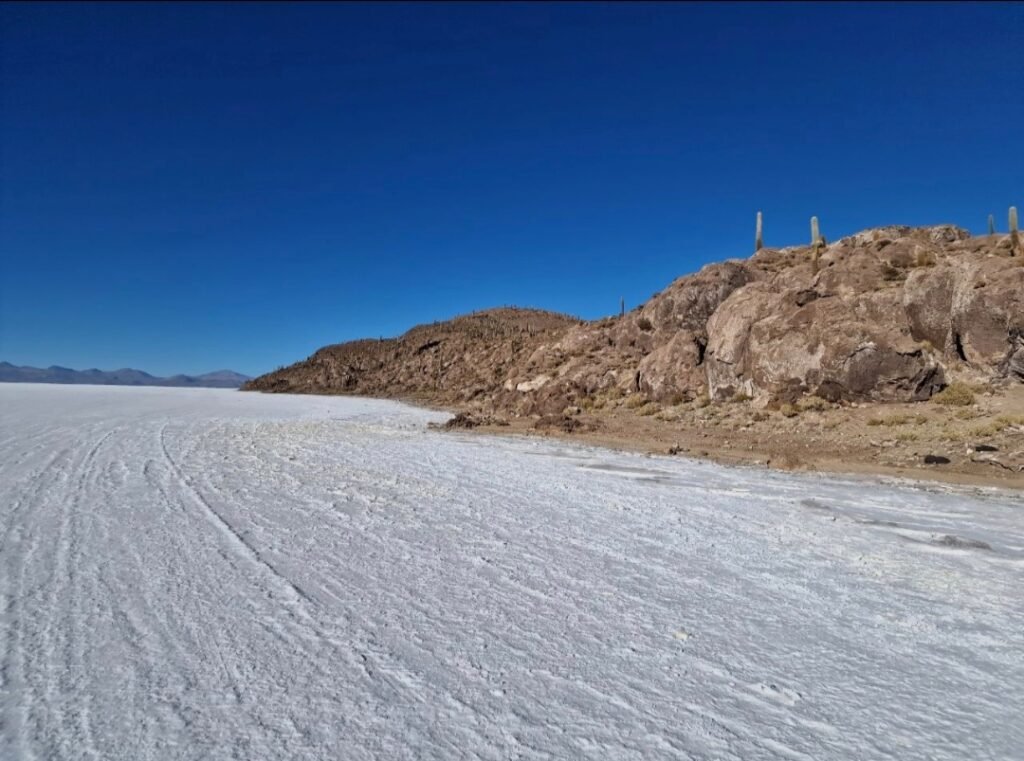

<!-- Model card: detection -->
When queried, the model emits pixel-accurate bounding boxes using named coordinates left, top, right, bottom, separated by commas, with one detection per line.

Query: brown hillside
left=498, top=225, right=1023, bottom=417
left=246, top=225, right=1023, bottom=412
left=244, top=307, right=582, bottom=403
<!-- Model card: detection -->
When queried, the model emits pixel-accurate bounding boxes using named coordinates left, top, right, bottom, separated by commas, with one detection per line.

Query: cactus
left=810, top=216, right=823, bottom=274
left=988, top=214, right=996, bottom=235
left=620, top=296, right=625, bottom=318
left=1011, top=206, right=1020, bottom=256
left=755, top=211, right=763, bottom=251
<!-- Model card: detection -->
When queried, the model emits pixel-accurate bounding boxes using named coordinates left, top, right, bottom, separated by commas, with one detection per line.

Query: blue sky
left=1, top=2, right=1021, bottom=377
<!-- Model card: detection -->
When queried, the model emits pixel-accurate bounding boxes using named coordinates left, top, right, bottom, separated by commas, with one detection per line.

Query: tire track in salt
left=50, top=429, right=114, bottom=761
left=0, top=442, right=78, bottom=761
left=14, top=430, right=112, bottom=761
left=156, top=421, right=386, bottom=715
left=138, top=445, right=250, bottom=711
left=158, top=423, right=315, bottom=609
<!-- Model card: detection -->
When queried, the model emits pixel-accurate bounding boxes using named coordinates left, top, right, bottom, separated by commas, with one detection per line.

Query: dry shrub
left=867, top=413, right=926, bottom=427
left=772, top=451, right=805, bottom=470
left=931, top=382, right=975, bottom=407
left=796, top=395, right=828, bottom=412
left=968, top=422, right=1003, bottom=438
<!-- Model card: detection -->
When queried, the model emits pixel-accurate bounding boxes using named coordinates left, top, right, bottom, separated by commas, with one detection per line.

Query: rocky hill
left=244, top=308, right=582, bottom=403
left=245, top=225, right=1023, bottom=418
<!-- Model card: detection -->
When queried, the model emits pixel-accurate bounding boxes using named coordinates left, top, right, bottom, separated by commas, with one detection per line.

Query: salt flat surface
left=1, top=383, right=1022, bottom=760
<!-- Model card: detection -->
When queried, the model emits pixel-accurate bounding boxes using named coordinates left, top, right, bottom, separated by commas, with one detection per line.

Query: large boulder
left=949, top=256, right=1024, bottom=369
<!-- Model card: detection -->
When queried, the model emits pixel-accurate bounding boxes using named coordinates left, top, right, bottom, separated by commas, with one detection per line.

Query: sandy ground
left=468, top=384, right=1024, bottom=491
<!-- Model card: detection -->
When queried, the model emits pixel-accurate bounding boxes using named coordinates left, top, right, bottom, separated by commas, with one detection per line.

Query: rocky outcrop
left=245, top=225, right=1024, bottom=412
left=244, top=308, right=581, bottom=401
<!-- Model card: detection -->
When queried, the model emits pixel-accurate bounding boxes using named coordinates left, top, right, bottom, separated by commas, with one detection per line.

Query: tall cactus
left=620, top=296, right=625, bottom=318
left=810, top=216, right=823, bottom=274
left=988, top=214, right=996, bottom=235
left=1011, top=206, right=1020, bottom=256
left=755, top=211, right=763, bottom=251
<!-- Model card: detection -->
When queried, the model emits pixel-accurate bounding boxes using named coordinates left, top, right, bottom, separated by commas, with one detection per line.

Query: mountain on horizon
left=0, top=362, right=250, bottom=388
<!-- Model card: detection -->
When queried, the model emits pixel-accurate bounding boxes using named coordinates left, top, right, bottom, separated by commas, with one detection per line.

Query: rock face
left=244, top=226, right=1024, bottom=411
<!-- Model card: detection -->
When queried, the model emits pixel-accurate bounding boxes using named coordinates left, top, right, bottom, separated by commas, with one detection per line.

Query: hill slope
left=244, top=307, right=581, bottom=402
left=246, top=225, right=1023, bottom=412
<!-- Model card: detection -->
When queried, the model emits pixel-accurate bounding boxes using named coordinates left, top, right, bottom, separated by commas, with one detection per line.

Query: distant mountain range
left=0, top=362, right=250, bottom=388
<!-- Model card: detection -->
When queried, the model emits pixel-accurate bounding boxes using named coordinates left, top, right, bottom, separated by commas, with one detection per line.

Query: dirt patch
left=468, top=383, right=1024, bottom=490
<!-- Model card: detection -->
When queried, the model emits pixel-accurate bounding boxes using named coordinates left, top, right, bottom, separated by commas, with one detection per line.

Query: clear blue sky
left=1, top=2, right=1021, bottom=377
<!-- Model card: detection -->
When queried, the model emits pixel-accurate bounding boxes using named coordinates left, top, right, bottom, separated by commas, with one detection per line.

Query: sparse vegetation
left=796, top=395, right=829, bottom=412
left=931, top=382, right=976, bottom=407
left=636, top=317, right=654, bottom=331
left=625, top=393, right=649, bottom=409
left=637, top=402, right=659, bottom=416
left=880, top=261, right=904, bottom=282
left=780, top=403, right=799, bottom=418
left=914, top=246, right=936, bottom=267
left=867, top=413, right=927, bottom=427
left=968, top=422, right=1004, bottom=438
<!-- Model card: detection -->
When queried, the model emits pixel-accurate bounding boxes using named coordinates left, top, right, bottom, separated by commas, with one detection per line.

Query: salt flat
left=1, top=383, right=1022, bottom=760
